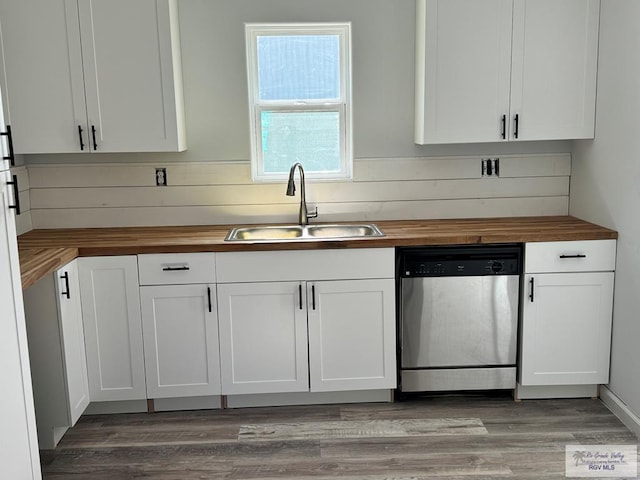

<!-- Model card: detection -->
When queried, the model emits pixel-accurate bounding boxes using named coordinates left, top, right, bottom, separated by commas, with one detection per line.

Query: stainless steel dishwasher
left=397, top=244, right=522, bottom=393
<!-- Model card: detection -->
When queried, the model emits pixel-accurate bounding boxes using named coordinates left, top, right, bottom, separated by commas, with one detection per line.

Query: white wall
left=570, top=0, right=640, bottom=423
left=21, top=0, right=571, bottom=228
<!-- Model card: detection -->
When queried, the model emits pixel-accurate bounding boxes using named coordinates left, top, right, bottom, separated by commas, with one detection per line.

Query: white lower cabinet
left=520, top=240, right=616, bottom=387
left=23, top=259, right=90, bottom=449
left=140, top=284, right=221, bottom=398
left=78, top=256, right=146, bottom=401
left=138, top=253, right=221, bottom=399
left=216, top=248, right=397, bottom=396
left=217, top=282, right=309, bottom=395
left=520, top=272, right=614, bottom=386
left=308, top=279, right=396, bottom=392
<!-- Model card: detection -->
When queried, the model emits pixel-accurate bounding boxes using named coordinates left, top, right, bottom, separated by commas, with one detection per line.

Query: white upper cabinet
left=0, top=0, right=186, bottom=154
left=415, top=0, right=600, bottom=144
left=415, top=0, right=513, bottom=144
left=510, top=0, right=600, bottom=141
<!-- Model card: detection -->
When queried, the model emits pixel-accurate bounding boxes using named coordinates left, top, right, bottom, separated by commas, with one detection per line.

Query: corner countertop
left=17, top=216, right=617, bottom=290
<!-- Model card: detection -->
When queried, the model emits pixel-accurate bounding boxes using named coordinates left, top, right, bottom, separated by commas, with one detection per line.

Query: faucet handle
left=307, top=206, right=318, bottom=220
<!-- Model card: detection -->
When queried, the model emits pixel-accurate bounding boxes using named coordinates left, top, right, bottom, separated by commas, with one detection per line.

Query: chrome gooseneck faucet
left=286, top=162, right=318, bottom=226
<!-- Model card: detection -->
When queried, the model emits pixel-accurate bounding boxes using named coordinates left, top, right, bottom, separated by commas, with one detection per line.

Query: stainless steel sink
left=306, top=224, right=383, bottom=239
left=225, top=224, right=384, bottom=242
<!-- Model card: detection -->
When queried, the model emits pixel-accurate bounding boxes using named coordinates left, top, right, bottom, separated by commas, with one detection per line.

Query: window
left=245, top=23, right=352, bottom=182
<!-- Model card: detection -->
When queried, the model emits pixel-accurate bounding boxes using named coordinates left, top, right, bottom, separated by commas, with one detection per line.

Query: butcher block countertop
left=18, top=216, right=617, bottom=290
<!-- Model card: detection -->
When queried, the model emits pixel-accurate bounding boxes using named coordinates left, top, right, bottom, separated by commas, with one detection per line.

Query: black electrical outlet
left=481, top=158, right=500, bottom=177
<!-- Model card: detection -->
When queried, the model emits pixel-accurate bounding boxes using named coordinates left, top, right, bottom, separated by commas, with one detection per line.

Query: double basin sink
left=225, top=223, right=384, bottom=242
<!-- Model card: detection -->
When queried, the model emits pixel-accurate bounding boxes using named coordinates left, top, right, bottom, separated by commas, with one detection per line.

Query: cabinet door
left=308, top=279, right=396, bottom=392
left=0, top=0, right=86, bottom=153
left=415, top=0, right=513, bottom=144
left=217, top=282, right=309, bottom=395
left=140, top=284, right=221, bottom=398
left=0, top=170, right=40, bottom=477
left=521, top=272, right=614, bottom=386
left=510, top=0, right=600, bottom=140
left=78, top=256, right=146, bottom=401
left=56, top=260, right=90, bottom=425
left=78, top=0, right=185, bottom=152
left=23, top=259, right=90, bottom=449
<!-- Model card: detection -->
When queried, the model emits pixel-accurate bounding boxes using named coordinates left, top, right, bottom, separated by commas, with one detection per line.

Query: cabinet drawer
left=525, top=240, right=616, bottom=273
left=216, top=248, right=394, bottom=283
left=138, top=253, right=216, bottom=285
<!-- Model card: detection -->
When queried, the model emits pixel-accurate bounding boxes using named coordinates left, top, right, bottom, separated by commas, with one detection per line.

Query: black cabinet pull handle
left=529, top=277, right=534, bottom=302
left=514, top=114, right=519, bottom=139
left=60, top=272, right=71, bottom=299
left=162, top=265, right=190, bottom=271
left=559, top=254, right=587, bottom=259
left=78, top=125, right=85, bottom=151
left=501, top=114, right=506, bottom=140
left=312, top=285, right=316, bottom=310
left=1, top=125, right=15, bottom=166
left=298, top=284, right=303, bottom=310
left=91, top=125, right=98, bottom=150
left=7, top=174, right=20, bottom=215
left=207, top=287, right=212, bottom=313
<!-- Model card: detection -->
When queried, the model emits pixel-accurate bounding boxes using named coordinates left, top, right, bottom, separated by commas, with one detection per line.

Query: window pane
left=257, top=35, right=340, bottom=101
left=261, top=111, right=341, bottom=174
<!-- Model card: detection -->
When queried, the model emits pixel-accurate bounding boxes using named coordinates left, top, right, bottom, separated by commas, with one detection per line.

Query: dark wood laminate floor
left=40, top=395, right=639, bottom=479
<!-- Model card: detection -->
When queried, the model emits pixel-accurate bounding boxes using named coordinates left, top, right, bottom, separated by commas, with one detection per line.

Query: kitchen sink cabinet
left=138, top=253, right=221, bottom=399
left=415, top=0, right=600, bottom=144
left=307, top=279, right=396, bottom=392
left=217, top=281, right=310, bottom=395
left=22, top=259, right=90, bottom=449
left=78, top=256, right=147, bottom=401
left=0, top=0, right=185, bottom=154
left=520, top=240, right=616, bottom=386
left=216, top=249, right=396, bottom=396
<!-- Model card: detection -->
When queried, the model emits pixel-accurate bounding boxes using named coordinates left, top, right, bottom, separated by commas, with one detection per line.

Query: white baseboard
left=515, top=383, right=598, bottom=400
left=85, top=400, right=148, bottom=415
left=154, top=396, right=222, bottom=412
left=226, top=390, right=393, bottom=409
left=600, top=386, right=640, bottom=438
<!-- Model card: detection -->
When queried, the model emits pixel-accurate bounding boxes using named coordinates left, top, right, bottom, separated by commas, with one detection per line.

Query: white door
left=78, top=0, right=183, bottom=152
left=56, top=260, right=90, bottom=425
left=217, top=282, right=309, bottom=395
left=307, top=279, right=396, bottom=392
left=0, top=0, right=86, bottom=153
left=521, top=272, right=614, bottom=386
left=0, top=169, right=41, bottom=478
left=510, top=0, right=600, bottom=140
left=415, top=0, right=513, bottom=144
left=140, top=284, right=221, bottom=398
left=78, top=256, right=146, bottom=401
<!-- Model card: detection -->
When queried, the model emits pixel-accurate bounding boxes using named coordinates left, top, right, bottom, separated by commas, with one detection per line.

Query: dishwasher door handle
left=528, top=277, right=534, bottom=302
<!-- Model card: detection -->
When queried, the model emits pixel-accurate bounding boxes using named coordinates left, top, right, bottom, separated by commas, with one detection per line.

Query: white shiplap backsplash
left=26, top=153, right=570, bottom=229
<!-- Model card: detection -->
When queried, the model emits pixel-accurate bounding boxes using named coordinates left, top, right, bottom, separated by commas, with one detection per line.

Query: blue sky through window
left=257, top=35, right=340, bottom=101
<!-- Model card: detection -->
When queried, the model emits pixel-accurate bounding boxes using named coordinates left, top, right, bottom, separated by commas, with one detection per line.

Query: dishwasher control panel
left=399, top=244, right=522, bottom=277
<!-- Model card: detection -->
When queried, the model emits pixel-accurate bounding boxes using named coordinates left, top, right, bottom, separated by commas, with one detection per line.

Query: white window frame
left=245, top=23, right=353, bottom=182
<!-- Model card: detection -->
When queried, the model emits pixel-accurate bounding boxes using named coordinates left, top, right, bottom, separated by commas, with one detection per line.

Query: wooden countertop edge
left=19, top=247, right=79, bottom=290
left=18, top=216, right=618, bottom=289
